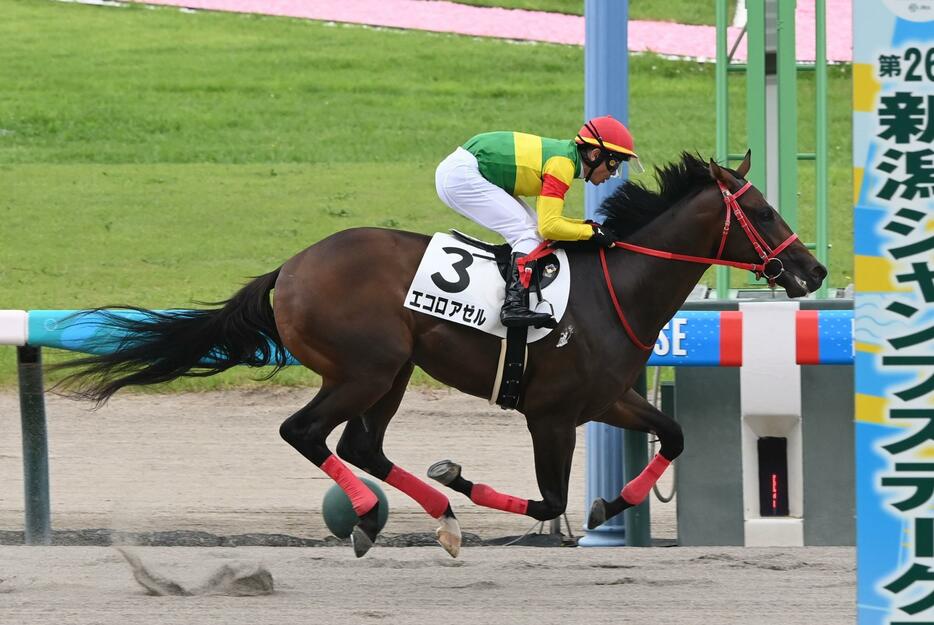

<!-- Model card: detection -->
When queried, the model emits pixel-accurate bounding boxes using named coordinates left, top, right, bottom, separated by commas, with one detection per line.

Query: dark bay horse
left=59, top=152, right=826, bottom=557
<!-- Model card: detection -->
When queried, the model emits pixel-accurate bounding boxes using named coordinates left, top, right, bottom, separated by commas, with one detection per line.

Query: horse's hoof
left=587, top=498, right=608, bottom=530
left=427, top=460, right=462, bottom=486
left=435, top=515, right=462, bottom=558
left=350, top=526, right=374, bottom=558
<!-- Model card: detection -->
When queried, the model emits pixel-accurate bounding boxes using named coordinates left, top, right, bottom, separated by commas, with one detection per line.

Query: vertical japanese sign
left=855, top=2, right=934, bottom=624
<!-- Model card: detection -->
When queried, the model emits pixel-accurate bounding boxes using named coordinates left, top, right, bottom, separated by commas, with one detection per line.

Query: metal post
left=746, top=0, right=767, bottom=195
left=623, top=372, right=651, bottom=546
left=715, top=0, right=731, bottom=299
left=581, top=421, right=627, bottom=545
left=581, top=0, right=630, bottom=547
left=777, top=0, right=798, bottom=229
left=763, top=0, right=780, bottom=209
left=814, top=0, right=829, bottom=298
left=18, top=346, right=51, bottom=545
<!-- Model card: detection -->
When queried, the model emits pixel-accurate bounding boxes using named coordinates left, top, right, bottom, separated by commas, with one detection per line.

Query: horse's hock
left=673, top=299, right=854, bottom=547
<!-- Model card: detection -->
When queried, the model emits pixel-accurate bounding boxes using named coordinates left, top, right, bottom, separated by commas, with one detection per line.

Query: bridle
left=609, top=179, right=799, bottom=284
left=711, top=180, right=798, bottom=281
left=600, top=178, right=799, bottom=350
left=518, top=177, right=802, bottom=351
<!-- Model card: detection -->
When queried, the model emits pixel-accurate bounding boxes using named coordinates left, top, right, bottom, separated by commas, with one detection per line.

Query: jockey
left=435, top=115, right=642, bottom=329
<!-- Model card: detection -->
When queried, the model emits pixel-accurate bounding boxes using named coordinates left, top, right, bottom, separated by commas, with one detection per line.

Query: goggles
left=605, top=153, right=645, bottom=177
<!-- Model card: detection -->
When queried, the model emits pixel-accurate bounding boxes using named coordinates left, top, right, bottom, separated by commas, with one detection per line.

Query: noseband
left=713, top=180, right=798, bottom=283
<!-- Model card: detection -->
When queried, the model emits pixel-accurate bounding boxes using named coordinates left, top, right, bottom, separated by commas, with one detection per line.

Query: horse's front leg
left=586, top=387, right=684, bottom=530
left=428, top=419, right=576, bottom=522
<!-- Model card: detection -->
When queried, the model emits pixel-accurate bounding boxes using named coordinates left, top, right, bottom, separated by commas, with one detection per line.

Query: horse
left=58, top=151, right=827, bottom=558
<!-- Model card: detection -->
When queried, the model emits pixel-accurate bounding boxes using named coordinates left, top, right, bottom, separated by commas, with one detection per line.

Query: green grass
left=441, top=0, right=724, bottom=25
left=0, top=0, right=852, bottom=389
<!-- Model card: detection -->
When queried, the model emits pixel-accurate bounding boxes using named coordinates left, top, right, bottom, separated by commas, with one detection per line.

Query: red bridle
left=611, top=180, right=799, bottom=283
left=518, top=179, right=802, bottom=351
left=598, top=179, right=800, bottom=351
left=711, top=180, right=799, bottom=279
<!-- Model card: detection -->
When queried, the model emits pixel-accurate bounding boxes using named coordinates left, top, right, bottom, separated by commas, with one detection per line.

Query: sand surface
left=2, top=388, right=611, bottom=539
left=0, top=388, right=854, bottom=623
left=0, top=544, right=854, bottom=625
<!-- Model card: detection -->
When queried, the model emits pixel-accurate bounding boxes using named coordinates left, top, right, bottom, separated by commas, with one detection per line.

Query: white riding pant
left=435, top=147, right=542, bottom=255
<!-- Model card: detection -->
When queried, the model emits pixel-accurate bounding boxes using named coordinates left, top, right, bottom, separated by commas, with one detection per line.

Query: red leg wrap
left=621, top=453, right=671, bottom=506
left=385, top=465, right=450, bottom=518
left=470, top=483, right=529, bottom=515
left=321, top=454, right=378, bottom=516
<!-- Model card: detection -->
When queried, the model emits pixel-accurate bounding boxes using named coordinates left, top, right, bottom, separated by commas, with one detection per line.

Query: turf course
left=0, top=0, right=852, bottom=389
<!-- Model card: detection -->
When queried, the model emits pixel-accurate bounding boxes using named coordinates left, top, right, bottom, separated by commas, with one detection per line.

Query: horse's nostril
left=812, top=265, right=828, bottom=281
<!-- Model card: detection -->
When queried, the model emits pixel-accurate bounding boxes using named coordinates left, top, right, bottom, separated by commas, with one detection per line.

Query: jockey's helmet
left=575, top=115, right=644, bottom=178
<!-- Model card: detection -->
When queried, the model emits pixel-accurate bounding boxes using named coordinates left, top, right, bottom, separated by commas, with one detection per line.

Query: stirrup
left=501, top=310, right=556, bottom=329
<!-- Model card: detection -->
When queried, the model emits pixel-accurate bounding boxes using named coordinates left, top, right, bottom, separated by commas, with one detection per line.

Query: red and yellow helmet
left=575, top=115, right=643, bottom=176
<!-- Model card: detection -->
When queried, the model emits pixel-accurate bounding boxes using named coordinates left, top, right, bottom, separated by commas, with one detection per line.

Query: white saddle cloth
left=404, top=233, right=571, bottom=343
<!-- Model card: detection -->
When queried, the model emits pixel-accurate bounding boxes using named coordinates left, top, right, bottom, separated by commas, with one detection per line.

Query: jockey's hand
left=589, top=224, right=619, bottom=249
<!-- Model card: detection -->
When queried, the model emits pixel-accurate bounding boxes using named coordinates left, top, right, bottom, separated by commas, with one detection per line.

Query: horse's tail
left=55, top=267, right=286, bottom=405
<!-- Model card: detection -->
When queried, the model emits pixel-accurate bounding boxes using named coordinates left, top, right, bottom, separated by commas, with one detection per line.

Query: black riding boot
left=500, top=253, right=556, bottom=329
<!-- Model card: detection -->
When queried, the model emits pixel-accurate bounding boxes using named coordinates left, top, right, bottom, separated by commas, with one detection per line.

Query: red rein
left=597, top=180, right=798, bottom=351
left=612, top=181, right=798, bottom=279
left=516, top=180, right=799, bottom=351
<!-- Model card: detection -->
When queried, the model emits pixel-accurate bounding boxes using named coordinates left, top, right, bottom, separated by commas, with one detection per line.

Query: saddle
left=447, top=230, right=562, bottom=411
left=448, top=230, right=561, bottom=290
left=404, top=231, right=572, bottom=411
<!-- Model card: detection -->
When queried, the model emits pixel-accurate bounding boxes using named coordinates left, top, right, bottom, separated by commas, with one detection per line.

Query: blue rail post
left=623, top=372, right=651, bottom=546
left=18, top=345, right=51, bottom=545
left=579, top=0, right=634, bottom=547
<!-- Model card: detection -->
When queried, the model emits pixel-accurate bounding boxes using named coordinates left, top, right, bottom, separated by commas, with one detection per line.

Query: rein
left=519, top=179, right=800, bottom=351
left=613, top=181, right=798, bottom=280
left=600, top=179, right=799, bottom=351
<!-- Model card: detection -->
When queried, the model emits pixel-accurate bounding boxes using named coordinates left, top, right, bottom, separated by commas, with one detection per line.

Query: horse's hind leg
left=428, top=419, right=577, bottom=523
left=278, top=378, right=397, bottom=557
left=586, top=387, right=683, bottom=530
left=336, top=363, right=462, bottom=557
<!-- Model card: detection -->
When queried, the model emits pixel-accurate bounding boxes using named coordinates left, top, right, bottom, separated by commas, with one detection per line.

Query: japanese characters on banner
left=854, top=2, right=934, bottom=624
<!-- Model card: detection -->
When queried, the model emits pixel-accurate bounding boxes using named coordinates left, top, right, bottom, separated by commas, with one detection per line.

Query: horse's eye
left=759, top=208, right=775, bottom=222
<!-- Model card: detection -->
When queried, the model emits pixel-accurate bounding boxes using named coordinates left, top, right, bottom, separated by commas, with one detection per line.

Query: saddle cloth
left=404, top=232, right=570, bottom=343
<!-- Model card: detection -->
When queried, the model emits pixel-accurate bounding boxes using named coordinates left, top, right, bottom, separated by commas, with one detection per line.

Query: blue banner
left=854, top=2, right=934, bottom=622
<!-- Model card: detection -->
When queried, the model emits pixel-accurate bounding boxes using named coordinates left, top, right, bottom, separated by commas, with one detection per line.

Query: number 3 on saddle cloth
left=404, top=231, right=571, bottom=410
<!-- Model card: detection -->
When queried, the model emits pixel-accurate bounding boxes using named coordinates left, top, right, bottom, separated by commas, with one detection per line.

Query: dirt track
left=1, top=388, right=609, bottom=539
left=0, top=544, right=854, bottom=625
left=0, top=388, right=854, bottom=624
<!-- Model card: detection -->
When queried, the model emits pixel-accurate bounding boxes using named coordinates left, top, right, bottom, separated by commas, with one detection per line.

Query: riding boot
left=500, top=253, right=556, bottom=329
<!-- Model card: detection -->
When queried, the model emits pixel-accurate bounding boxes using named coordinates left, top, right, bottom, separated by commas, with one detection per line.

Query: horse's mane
left=597, top=152, right=722, bottom=239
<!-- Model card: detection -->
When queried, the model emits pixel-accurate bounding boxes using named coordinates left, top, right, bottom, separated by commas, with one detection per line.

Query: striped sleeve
left=536, top=156, right=593, bottom=241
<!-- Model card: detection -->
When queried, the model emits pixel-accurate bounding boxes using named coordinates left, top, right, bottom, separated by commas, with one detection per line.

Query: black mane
left=597, top=152, right=721, bottom=239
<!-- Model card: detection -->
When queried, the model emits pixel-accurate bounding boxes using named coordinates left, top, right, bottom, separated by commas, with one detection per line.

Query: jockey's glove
left=589, top=224, right=620, bottom=249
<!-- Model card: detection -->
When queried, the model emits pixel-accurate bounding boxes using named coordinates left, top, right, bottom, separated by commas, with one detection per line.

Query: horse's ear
left=735, top=149, right=752, bottom=178
left=708, top=158, right=729, bottom=184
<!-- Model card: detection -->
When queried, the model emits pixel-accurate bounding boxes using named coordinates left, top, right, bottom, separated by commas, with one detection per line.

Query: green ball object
left=321, top=477, right=389, bottom=539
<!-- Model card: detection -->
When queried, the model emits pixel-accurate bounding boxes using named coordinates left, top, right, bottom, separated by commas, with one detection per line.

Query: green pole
left=18, top=346, right=51, bottom=545
left=777, top=0, right=798, bottom=230
left=623, top=371, right=651, bottom=546
left=715, top=0, right=731, bottom=299
left=745, top=0, right=767, bottom=194
left=815, top=0, right=829, bottom=298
